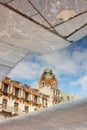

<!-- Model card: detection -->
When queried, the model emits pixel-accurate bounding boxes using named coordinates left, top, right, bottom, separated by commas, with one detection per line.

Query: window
left=53, top=81, right=56, bottom=88
left=67, top=96, right=70, bottom=101
left=42, top=99, right=47, bottom=106
left=25, top=106, right=29, bottom=113
left=45, top=99, right=47, bottom=106
left=2, top=99, right=7, bottom=109
left=42, top=81, right=45, bottom=87
left=42, top=98, right=44, bottom=105
left=3, top=84, right=8, bottom=94
left=56, top=90, right=58, bottom=96
left=25, top=92, right=28, bottom=101
left=53, top=99, right=58, bottom=105
left=54, top=82, right=56, bottom=86
left=53, top=100, right=55, bottom=105
left=34, top=96, right=38, bottom=104
left=15, top=88, right=19, bottom=98
left=53, top=89, right=55, bottom=95
left=14, top=102, right=19, bottom=112
left=61, top=96, right=63, bottom=100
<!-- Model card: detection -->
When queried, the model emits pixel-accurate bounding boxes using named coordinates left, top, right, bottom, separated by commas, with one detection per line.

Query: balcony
left=24, top=97, right=29, bottom=102
left=0, top=104, right=12, bottom=114
left=3, top=91, right=8, bottom=96
left=11, top=107, right=24, bottom=115
left=0, top=104, right=24, bottom=116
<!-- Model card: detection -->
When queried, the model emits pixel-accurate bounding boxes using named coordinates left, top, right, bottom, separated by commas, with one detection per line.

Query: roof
left=0, top=0, right=87, bottom=41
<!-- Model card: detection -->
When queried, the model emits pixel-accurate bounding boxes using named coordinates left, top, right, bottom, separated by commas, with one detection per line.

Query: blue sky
left=8, top=36, right=87, bottom=98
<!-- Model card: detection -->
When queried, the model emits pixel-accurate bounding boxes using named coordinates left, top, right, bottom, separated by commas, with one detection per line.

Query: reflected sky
left=8, top=36, right=87, bottom=98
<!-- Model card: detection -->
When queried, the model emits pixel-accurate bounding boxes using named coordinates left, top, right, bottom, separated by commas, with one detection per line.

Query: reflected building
left=38, top=69, right=61, bottom=106
left=0, top=69, right=61, bottom=121
left=61, top=93, right=79, bottom=102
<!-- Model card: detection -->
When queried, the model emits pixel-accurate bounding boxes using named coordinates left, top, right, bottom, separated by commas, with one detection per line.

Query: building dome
left=43, top=68, right=53, bottom=79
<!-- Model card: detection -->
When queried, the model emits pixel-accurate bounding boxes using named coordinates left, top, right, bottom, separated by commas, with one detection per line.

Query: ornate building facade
left=0, top=69, right=61, bottom=121
left=38, top=69, right=61, bottom=106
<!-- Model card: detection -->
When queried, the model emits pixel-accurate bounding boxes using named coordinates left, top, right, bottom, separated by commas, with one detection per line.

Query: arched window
left=42, top=81, right=45, bottom=87
left=54, top=81, right=56, bottom=86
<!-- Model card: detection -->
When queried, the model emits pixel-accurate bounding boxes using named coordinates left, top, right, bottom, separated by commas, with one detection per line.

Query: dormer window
left=42, top=81, right=45, bottom=87
left=3, top=84, right=8, bottom=94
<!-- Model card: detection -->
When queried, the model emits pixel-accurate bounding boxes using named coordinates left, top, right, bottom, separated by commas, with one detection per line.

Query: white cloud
left=70, top=75, right=87, bottom=90
left=72, top=49, right=87, bottom=71
left=35, top=50, right=78, bottom=74
left=8, top=61, right=40, bottom=80
left=8, top=45, right=87, bottom=88
left=37, top=48, right=87, bottom=75
left=78, top=75, right=87, bottom=90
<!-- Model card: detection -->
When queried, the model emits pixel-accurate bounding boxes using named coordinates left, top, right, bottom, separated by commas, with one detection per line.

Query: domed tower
left=38, top=69, right=61, bottom=106
left=39, top=68, right=58, bottom=89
